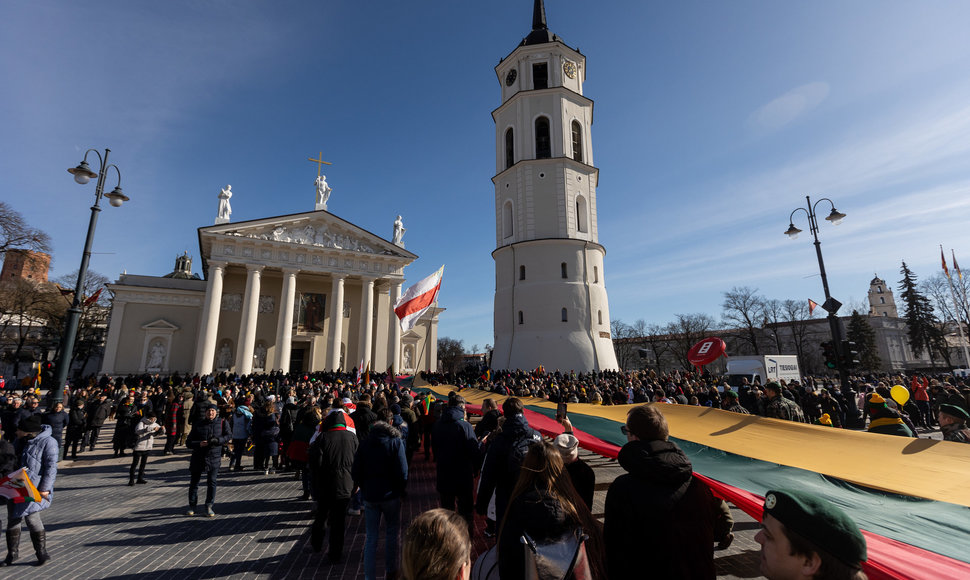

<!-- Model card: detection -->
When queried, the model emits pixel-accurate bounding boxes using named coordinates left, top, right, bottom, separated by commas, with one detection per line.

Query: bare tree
left=781, top=299, right=821, bottom=373
left=666, top=313, right=716, bottom=371
left=922, top=273, right=970, bottom=328
left=0, top=201, right=51, bottom=257
left=761, top=298, right=785, bottom=353
left=46, top=270, right=112, bottom=376
left=437, top=337, right=465, bottom=374
left=641, top=323, right=672, bottom=373
left=611, top=319, right=636, bottom=370
left=722, top=286, right=764, bottom=355
left=0, top=279, right=59, bottom=377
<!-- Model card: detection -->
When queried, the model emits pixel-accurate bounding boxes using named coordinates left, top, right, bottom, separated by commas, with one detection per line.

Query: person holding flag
left=4, top=415, right=57, bottom=566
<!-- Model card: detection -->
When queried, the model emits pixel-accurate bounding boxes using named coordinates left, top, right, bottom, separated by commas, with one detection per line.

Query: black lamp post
left=52, top=148, right=129, bottom=405
left=785, top=196, right=862, bottom=425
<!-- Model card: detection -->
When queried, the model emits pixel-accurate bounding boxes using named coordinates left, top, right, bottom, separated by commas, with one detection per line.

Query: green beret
left=722, top=390, right=738, bottom=400
left=763, top=489, right=866, bottom=566
left=764, top=381, right=781, bottom=392
left=939, top=404, right=970, bottom=421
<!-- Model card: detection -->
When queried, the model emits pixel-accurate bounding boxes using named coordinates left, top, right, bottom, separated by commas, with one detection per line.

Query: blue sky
left=4, top=1, right=970, bottom=352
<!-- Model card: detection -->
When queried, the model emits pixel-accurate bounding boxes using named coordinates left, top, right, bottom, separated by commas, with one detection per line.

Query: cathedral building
left=491, top=0, right=618, bottom=371
left=100, top=191, right=439, bottom=376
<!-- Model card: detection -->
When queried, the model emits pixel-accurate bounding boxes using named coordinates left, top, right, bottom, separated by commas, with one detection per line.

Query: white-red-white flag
left=394, top=266, right=444, bottom=332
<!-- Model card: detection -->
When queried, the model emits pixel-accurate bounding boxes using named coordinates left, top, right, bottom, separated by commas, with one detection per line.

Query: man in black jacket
left=307, top=408, right=358, bottom=562
left=605, top=404, right=718, bottom=579
left=475, top=397, right=541, bottom=527
left=431, top=393, right=481, bottom=534
left=185, top=405, right=230, bottom=517
left=84, top=393, right=112, bottom=451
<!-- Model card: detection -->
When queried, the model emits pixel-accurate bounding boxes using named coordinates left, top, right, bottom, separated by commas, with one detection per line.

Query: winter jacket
left=252, top=410, right=281, bottom=455
left=133, top=418, right=162, bottom=452
left=12, top=425, right=58, bottom=517
left=498, top=488, right=576, bottom=580
left=351, top=421, right=408, bottom=502
left=350, top=404, right=378, bottom=441
left=66, top=406, right=87, bottom=438
left=309, top=412, right=359, bottom=499
left=474, top=409, right=501, bottom=439
left=430, top=406, right=481, bottom=495
left=0, top=439, right=17, bottom=477
left=475, top=412, right=541, bottom=524
left=186, top=416, right=230, bottom=471
left=43, top=410, right=69, bottom=441
left=86, top=399, right=112, bottom=427
left=231, top=406, right=253, bottom=440
left=605, top=439, right=716, bottom=580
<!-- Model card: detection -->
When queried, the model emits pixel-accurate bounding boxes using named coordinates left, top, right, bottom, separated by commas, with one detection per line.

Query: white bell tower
left=491, top=0, right=618, bottom=371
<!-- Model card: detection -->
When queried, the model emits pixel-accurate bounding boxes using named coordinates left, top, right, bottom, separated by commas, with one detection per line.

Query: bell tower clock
left=491, top=0, right=618, bottom=371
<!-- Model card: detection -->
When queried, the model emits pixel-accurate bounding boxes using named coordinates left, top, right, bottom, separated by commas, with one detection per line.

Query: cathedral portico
left=104, top=199, right=437, bottom=376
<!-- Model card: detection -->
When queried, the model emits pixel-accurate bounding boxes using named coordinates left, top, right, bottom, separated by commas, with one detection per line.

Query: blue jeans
left=363, top=497, right=401, bottom=580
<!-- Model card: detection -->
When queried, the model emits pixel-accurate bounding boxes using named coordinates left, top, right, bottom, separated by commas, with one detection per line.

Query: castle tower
left=0, top=249, right=50, bottom=284
left=868, top=274, right=899, bottom=318
left=491, top=0, right=618, bottom=371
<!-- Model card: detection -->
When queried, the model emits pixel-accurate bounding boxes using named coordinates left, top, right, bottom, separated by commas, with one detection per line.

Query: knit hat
left=19, top=415, right=43, bottom=433
left=390, top=404, right=402, bottom=415
left=939, top=404, right=969, bottom=421
left=815, top=413, right=833, bottom=427
left=553, top=433, right=579, bottom=463
left=763, top=489, right=866, bottom=566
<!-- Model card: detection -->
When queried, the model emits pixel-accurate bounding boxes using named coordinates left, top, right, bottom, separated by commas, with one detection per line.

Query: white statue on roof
left=315, top=175, right=332, bottom=211
left=216, top=185, right=232, bottom=224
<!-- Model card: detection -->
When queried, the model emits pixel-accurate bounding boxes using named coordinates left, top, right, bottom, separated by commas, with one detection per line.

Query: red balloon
left=687, top=337, right=726, bottom=367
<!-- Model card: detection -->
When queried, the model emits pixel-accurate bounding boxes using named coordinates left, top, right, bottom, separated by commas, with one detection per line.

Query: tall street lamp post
left=52, top=148, right=129, bottom=405
left=784, top=196, right=862, bottom=425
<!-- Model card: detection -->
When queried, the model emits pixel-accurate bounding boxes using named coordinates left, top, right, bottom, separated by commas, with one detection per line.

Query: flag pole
left=952, top=249, right=970, bottom=340
left=942, top=245, right=970, bottom=368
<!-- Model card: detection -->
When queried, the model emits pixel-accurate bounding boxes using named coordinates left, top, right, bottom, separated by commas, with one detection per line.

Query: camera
left=207, top=437, right=220, bottom=447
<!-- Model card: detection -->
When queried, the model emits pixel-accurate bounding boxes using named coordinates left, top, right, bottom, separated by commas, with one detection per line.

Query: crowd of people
left=0, top=364, right=966, bottom=577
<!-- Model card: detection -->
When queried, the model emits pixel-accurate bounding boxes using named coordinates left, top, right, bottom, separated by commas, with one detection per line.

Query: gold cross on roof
left=308, top=151, right=332, bottom=176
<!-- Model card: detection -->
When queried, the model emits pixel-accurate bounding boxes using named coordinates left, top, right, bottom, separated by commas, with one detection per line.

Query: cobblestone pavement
left=12, top=420, right=772, bottom=579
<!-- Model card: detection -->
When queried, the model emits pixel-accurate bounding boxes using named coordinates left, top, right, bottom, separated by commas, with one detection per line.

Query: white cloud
left=746, top=81, right=831, bottom=133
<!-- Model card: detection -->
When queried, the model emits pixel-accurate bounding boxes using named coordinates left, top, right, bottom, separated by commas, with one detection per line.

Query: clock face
left=505, top=69, right=517, bottom=86
left=563, top=60, right=577, bottom=79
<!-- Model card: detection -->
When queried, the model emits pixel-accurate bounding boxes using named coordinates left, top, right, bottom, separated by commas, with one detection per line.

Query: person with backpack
left=185, top=404, right=230, bottom=517
left=128, top=411, right=162, bottom=485
left=497, top=440, right=606, bottom=580
left=475, top=397, right=541, bottom=527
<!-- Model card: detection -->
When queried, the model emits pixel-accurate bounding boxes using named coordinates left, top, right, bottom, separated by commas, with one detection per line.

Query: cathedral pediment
left=199, top=210, right=416, bottom=262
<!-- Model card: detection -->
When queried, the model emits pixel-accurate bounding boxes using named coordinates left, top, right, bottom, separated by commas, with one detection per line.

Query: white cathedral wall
left=109, top=302, right=202, bottom=374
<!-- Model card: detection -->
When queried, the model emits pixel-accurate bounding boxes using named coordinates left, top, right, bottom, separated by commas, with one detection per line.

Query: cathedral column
left=358, top=277, right=376, bottom=371
left=389, top=281, right=402, bottom=372
left=195, top=261, right=226, bottom=375
left=235, top=265, right=263, bottom=375
left=274, top=268, right=299, bottom=372
left=100, top=299, right=127, bottom=374
left=328, top=275, right=345, bottom=371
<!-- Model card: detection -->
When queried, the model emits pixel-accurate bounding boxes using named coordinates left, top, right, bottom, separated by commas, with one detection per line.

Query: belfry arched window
left=518, top=311, right=524, bottom=325
left=504, top=200, right=514, bottom=239
left=505, top=127, right=515, bottom=169
left=571, top=121, right=583, bottom=162
left=561, top=308, right=568, bottom=322
left=535, top=117, right=551, bottom=159
left=520, top=265, right=526, bottom=280
left=576, top=195, right=588, bottom=233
